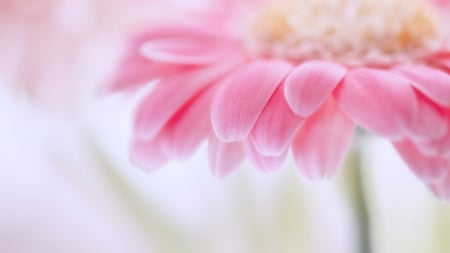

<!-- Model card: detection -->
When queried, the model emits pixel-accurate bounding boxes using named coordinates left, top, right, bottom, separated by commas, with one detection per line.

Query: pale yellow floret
left=246, top=0, right=448, bottom=65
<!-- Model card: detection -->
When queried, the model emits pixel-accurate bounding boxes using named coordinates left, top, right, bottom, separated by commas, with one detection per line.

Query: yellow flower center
left=246, top=0, right=448, bottom=65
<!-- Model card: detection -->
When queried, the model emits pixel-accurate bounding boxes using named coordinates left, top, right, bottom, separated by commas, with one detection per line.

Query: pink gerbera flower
left=109, top=0, right=450, bottom=199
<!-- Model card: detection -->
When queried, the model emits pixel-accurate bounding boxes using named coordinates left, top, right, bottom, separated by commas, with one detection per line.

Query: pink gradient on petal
left=107, top=25, right=242, bottom=92
left=131, top=137, right=168, bottom=172
left=394, top=65, right=450, bottom=107
left=429, top=0, right=450, bottom=8
left=406, top=92, right=448, bottom=142
left=284, top=61, right=347, bottom=117
left=394, top=139, right=449, bottom=182
left=292, top=98, right=354, bottom=180
left=107, top=59, right=193, bottom=93
left=208, top=135, right=244, bottom=178
left=428, top=171, right=450, bottom=201
left=129, top=25, right=230, bottom=45
left=250, top=85, right=304, bottom=156
left=135, top=61, right=239, bottom=140
left=420, top=110, right=450, bottom=156
left=140, top=35, right=238, bottom=65
left=244, top=139, right=288, bottom=173
left=211, top=60, right=293, bottom=142
left=160, top=87, right=216, bottom=160
left=335, top=68, right=417, bottom=139
left=434, top=56, right=450, bottom=71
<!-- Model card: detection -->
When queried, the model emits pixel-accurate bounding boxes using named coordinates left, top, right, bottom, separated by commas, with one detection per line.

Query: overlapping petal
left=292, top=98, right=354, bottom=180
left=250, top=85, right=304, bottom=156
left=284, top=61, right=347, bottom=117
left=244, top=139, right=288, bottom=173
left=428, top=171, right=450, bottom=201
left=335, top=68, right=417, bottom=139
left=208, top=135, right=245, bottom=178
left=393, top=139, right=449, bottom=182
left=135, top=62, right=237, bottom=140
left=394, top=65, right=450, bottom=107
left=108, top=60, right=192, bottom=92
left=107, top=25, right=241, bottom=92
left=406, top=92, right=448, bottom=141
left=419, top=110, right=450, bottom=156
left=131, top=137, right=168, bottom=172
left=160, top=87, right=216, bottom=160
left=211, top=60, right=293, bottom=142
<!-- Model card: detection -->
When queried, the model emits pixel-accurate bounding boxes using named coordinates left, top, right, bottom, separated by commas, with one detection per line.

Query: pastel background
left=0, top=1, right=449, bottom=252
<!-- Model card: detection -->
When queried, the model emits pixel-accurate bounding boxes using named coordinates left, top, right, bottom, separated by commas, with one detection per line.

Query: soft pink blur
left=0, top=0, right=162, bottom=108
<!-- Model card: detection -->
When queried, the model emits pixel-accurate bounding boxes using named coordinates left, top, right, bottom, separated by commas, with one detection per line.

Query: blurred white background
left=1, top=81, right=449, bottom=252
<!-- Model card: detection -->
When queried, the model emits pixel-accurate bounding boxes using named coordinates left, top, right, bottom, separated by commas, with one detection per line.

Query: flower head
left=109, top=0, right=450, bottom=199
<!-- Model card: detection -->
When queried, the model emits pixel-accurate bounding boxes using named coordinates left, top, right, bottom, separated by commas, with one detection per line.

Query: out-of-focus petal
left=135, top=62, right=237, bottom=140
left=393, top=139, right=449, bottom=182
left=428, top=171, right=450, bottom=201
left=140, top=35, right=239, bottom=65
left=284, top=60, right=347, bottom=117
left=130, top=25, right=235, bottom=46
left=420, top=110, right=450, bottom=156
left=334, top=68, right=417, bottom=139
left=249, top=85, right=304, bottom=156
left=131, top=137, right=168, bottom=172
left=406, top=92, right=448, bottom=141
left=208, top=135, right=244, bottom=178
left=429, top=0, right=450, bottom=9
left=161, top=87, right=216, bottom=160
left=244, top=139, right=288, bottom=173
left=107, top=25, right=240, bottom=92
left=394, top=65, right=450, bottom=107
left=435, top=56, right=450, bottom=71
left=292, top=98, right=354, bottom=180
left=107, top=60, right=192, bottom=93
left=211, top=60, right=293, bottom=142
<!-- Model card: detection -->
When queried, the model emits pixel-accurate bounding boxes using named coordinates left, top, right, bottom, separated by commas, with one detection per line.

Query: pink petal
left=208, top=135, right=244, bottom=178
left=130, top=137, right=168, bottom=172
left=107, top=25, right=238, bottom=92
left=334, top=68, right=417, bottom=139
left=161, top=87, right=216, bottom=160
left=430, top=0, right=450, bottom=8
left=130, top=25, right=232, bottom=46
left=249, top=85, right=304, bottom=156
left=420, top=111, right=450, bottom=156
left=140, top=36, right=237, bottom=65
left=393, top=139, right=449, bottom=182
left=107, top=60, right=192, bottom=93
left=211, top=60, right=293, bottom=142
left=292, top=98, right=354, bottom=180
left=135, top=62, right=238, bottom=140
left=435, top=57, right=450, bottom=71
left=428, top=171, right=450, bottom=201
left=127, top=25, right=233, bottom=65
left=284, top=61, right=347, bottom=117
left=106, top=54, right=153, bottom=93
left=394, top=65, right=450, bottom=107
left=244, top=139, right=288, bottom=173
left=406, top=92, right=448, bottom=141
